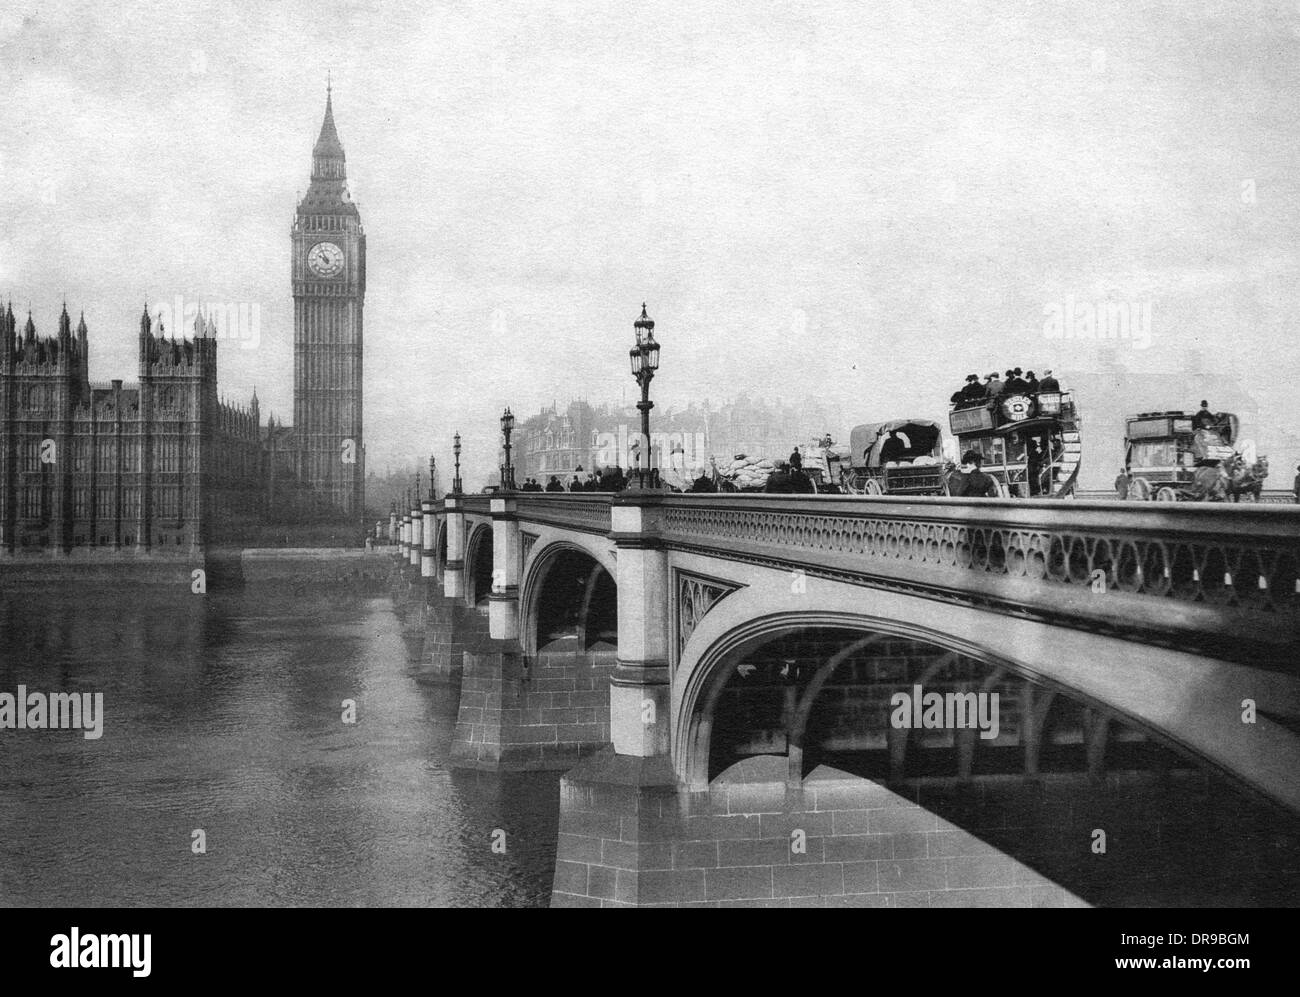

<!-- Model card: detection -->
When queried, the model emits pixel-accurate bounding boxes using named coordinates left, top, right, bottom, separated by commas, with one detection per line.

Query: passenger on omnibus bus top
left=1038, top=370, right=1059, bottom=392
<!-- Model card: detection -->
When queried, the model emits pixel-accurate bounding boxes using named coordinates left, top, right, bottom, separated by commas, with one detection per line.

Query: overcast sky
left=2, top=0, right=1298, bottom=487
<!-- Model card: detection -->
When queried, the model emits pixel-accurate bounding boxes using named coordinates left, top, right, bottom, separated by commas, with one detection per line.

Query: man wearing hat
left=952, top=374, right=979, bottom=407
left=1038, top=370, right=1059, bottom=392
left=950, top=378, right=968, bottom=406
left=985, top=371, right=1004, bottom=398
left=958, top=374, right=984, bottom=407
left=948, top=450, right=1000, bottom=497
left=1004, top=368, right=1029, bottom=394
left=1024, top=370, right=1039, bottom=393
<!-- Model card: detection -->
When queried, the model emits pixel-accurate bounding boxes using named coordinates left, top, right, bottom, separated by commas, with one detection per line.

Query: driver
left=879, top=431, right=907, bottom=464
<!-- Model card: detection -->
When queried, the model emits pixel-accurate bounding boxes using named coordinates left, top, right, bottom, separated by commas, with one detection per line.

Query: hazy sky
left=2, top=1, right=1298, bottom=487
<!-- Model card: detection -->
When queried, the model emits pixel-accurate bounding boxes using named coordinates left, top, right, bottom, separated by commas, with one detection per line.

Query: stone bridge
left=391, top=491, right=1300, bottom=907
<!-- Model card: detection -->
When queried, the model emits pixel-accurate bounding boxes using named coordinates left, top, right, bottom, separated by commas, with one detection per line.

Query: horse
left=1227, top=455, right=1269, bottom=503
left=1189, top=463, right=1230, bottom=502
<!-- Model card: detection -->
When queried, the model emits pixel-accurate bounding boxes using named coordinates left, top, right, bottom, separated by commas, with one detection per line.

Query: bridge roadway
left=391, top=491, right=1300, bottom=907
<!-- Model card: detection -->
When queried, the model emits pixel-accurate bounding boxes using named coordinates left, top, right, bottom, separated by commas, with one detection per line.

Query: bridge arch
left=464, top=522, right=493, bottom=609
left=520, top=538, right=617, bottom=657
left=671, top=574, right=1300, bottom=811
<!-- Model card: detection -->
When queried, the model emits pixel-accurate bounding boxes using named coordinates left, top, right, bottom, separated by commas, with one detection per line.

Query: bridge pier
left=488, top=495, right=520, bottom=640
left=553, top=751, right=1299, bottom=907
left=421, top=498, right=435, bottom=578
left=409, top=494, right=422, bottom=569
left=447, top=634, right=612, bottom=770
left=608, top=494, right=670, bottom=757
left=442, top=498, right=466, bottom=600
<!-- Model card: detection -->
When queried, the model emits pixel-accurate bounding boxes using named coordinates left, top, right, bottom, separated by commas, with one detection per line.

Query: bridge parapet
left=440, top=492, right=1299, bottom=666
left=650, top=495, right=1300, bottom=666
left=460, top=495, right=491, bottom=516
left=514, top=493, right=613, bottom=534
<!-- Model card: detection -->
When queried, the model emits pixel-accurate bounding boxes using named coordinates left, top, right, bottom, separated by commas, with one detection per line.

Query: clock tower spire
left=291, top=85, right=366, bottom=522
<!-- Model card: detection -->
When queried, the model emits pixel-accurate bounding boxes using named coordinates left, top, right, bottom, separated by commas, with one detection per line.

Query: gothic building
left=0, top=89, right=369, bottom=559
left=0, top=304, right=264, bottom=556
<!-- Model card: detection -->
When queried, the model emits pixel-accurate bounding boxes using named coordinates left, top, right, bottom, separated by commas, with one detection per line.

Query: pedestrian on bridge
left=1115, top=467, right=1130, bottom=500
left=948, top=450, right=1000, bottom=497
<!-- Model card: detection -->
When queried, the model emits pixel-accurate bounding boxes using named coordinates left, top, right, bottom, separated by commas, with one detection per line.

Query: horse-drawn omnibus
left=838, top=420, right=948, bottom=495
left=1122, top=409, right=1267, bottom=501
left=946, top=388, right=1082, bottom=498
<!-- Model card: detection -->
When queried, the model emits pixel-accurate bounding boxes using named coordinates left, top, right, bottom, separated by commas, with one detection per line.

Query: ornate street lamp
left=628, top=303, right=661, bottom=488
left=452, top=433, right=463, bottom=494
left=500, top=407, right=516, bottom=490
left=429, top=455, right=437, bottom=499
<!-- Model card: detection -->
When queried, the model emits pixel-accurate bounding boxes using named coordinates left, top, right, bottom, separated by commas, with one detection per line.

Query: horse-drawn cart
left=839, top=420, right=948, bottom=495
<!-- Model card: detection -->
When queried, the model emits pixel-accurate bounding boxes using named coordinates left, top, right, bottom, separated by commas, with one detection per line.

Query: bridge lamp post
left=500, top=407, right=516, bottom=491
left=452, top=433, right=463, bottom=494
left=628, top=303, right=660, bottom=489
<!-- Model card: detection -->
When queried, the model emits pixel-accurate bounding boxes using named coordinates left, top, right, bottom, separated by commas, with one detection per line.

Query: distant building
left=517, top=395, right=844, bottom=482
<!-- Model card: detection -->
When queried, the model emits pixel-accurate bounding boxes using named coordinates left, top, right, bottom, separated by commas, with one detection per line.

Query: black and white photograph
left=0, top=0, right=1295, bottom=945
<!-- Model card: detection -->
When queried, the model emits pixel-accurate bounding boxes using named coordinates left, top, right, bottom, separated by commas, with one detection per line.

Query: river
left=0, top=584, right=560, bottom=907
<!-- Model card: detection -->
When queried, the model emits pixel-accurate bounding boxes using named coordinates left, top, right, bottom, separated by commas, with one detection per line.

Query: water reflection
left=0, top=585, right=559, bottom=907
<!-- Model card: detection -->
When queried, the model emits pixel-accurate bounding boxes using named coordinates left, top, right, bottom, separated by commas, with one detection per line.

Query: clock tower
left=291, top=84, right=366, bottom=519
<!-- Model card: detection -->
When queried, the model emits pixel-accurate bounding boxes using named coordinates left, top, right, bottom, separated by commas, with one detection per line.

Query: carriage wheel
left=864, top=478, right=884, bottom=496
left=1155, top=486, right=1179, bottom=502
left=1127, top=477, right=1152, bottom=501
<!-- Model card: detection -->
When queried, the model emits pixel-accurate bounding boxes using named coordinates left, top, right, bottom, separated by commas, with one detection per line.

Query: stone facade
left=0, top=305, right=264, bottom=557
left=552, top=752, right=1299, bottom=907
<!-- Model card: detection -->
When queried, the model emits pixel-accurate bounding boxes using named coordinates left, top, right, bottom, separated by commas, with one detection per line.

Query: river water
left=0, top=585, right=560, bottom=907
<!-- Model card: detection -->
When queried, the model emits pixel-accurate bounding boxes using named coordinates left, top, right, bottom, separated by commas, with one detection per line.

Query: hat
left=1005, top=369, right=1015, bottom=377
left=1014, top=367, right=1022, bottom=375
left=966, top=373, right=977, bottom=382
left=1043, top=369, right=1052, bottom=375
left=988, top=372, right=999, bottom=379
left=1026, top=370, right=1036, bottom=378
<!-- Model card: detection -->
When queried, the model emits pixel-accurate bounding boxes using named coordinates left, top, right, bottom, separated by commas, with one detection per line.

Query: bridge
left=390, top=490, right=1300, bottom=907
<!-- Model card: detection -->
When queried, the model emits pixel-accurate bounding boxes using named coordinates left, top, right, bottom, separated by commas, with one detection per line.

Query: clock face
left=307, top=241, right=345, bottom=278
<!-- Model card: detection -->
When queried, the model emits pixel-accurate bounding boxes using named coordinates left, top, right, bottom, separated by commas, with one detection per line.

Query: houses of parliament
left=0, top=89, right=366, bottom=558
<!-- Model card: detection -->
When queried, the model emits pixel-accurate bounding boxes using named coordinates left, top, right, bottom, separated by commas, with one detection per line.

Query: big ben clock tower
left=291, top=84, right=365, bottom=519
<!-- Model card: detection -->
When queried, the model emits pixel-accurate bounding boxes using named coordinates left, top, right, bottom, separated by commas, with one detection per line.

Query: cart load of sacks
left=717, top=454, right=778, bottom=490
